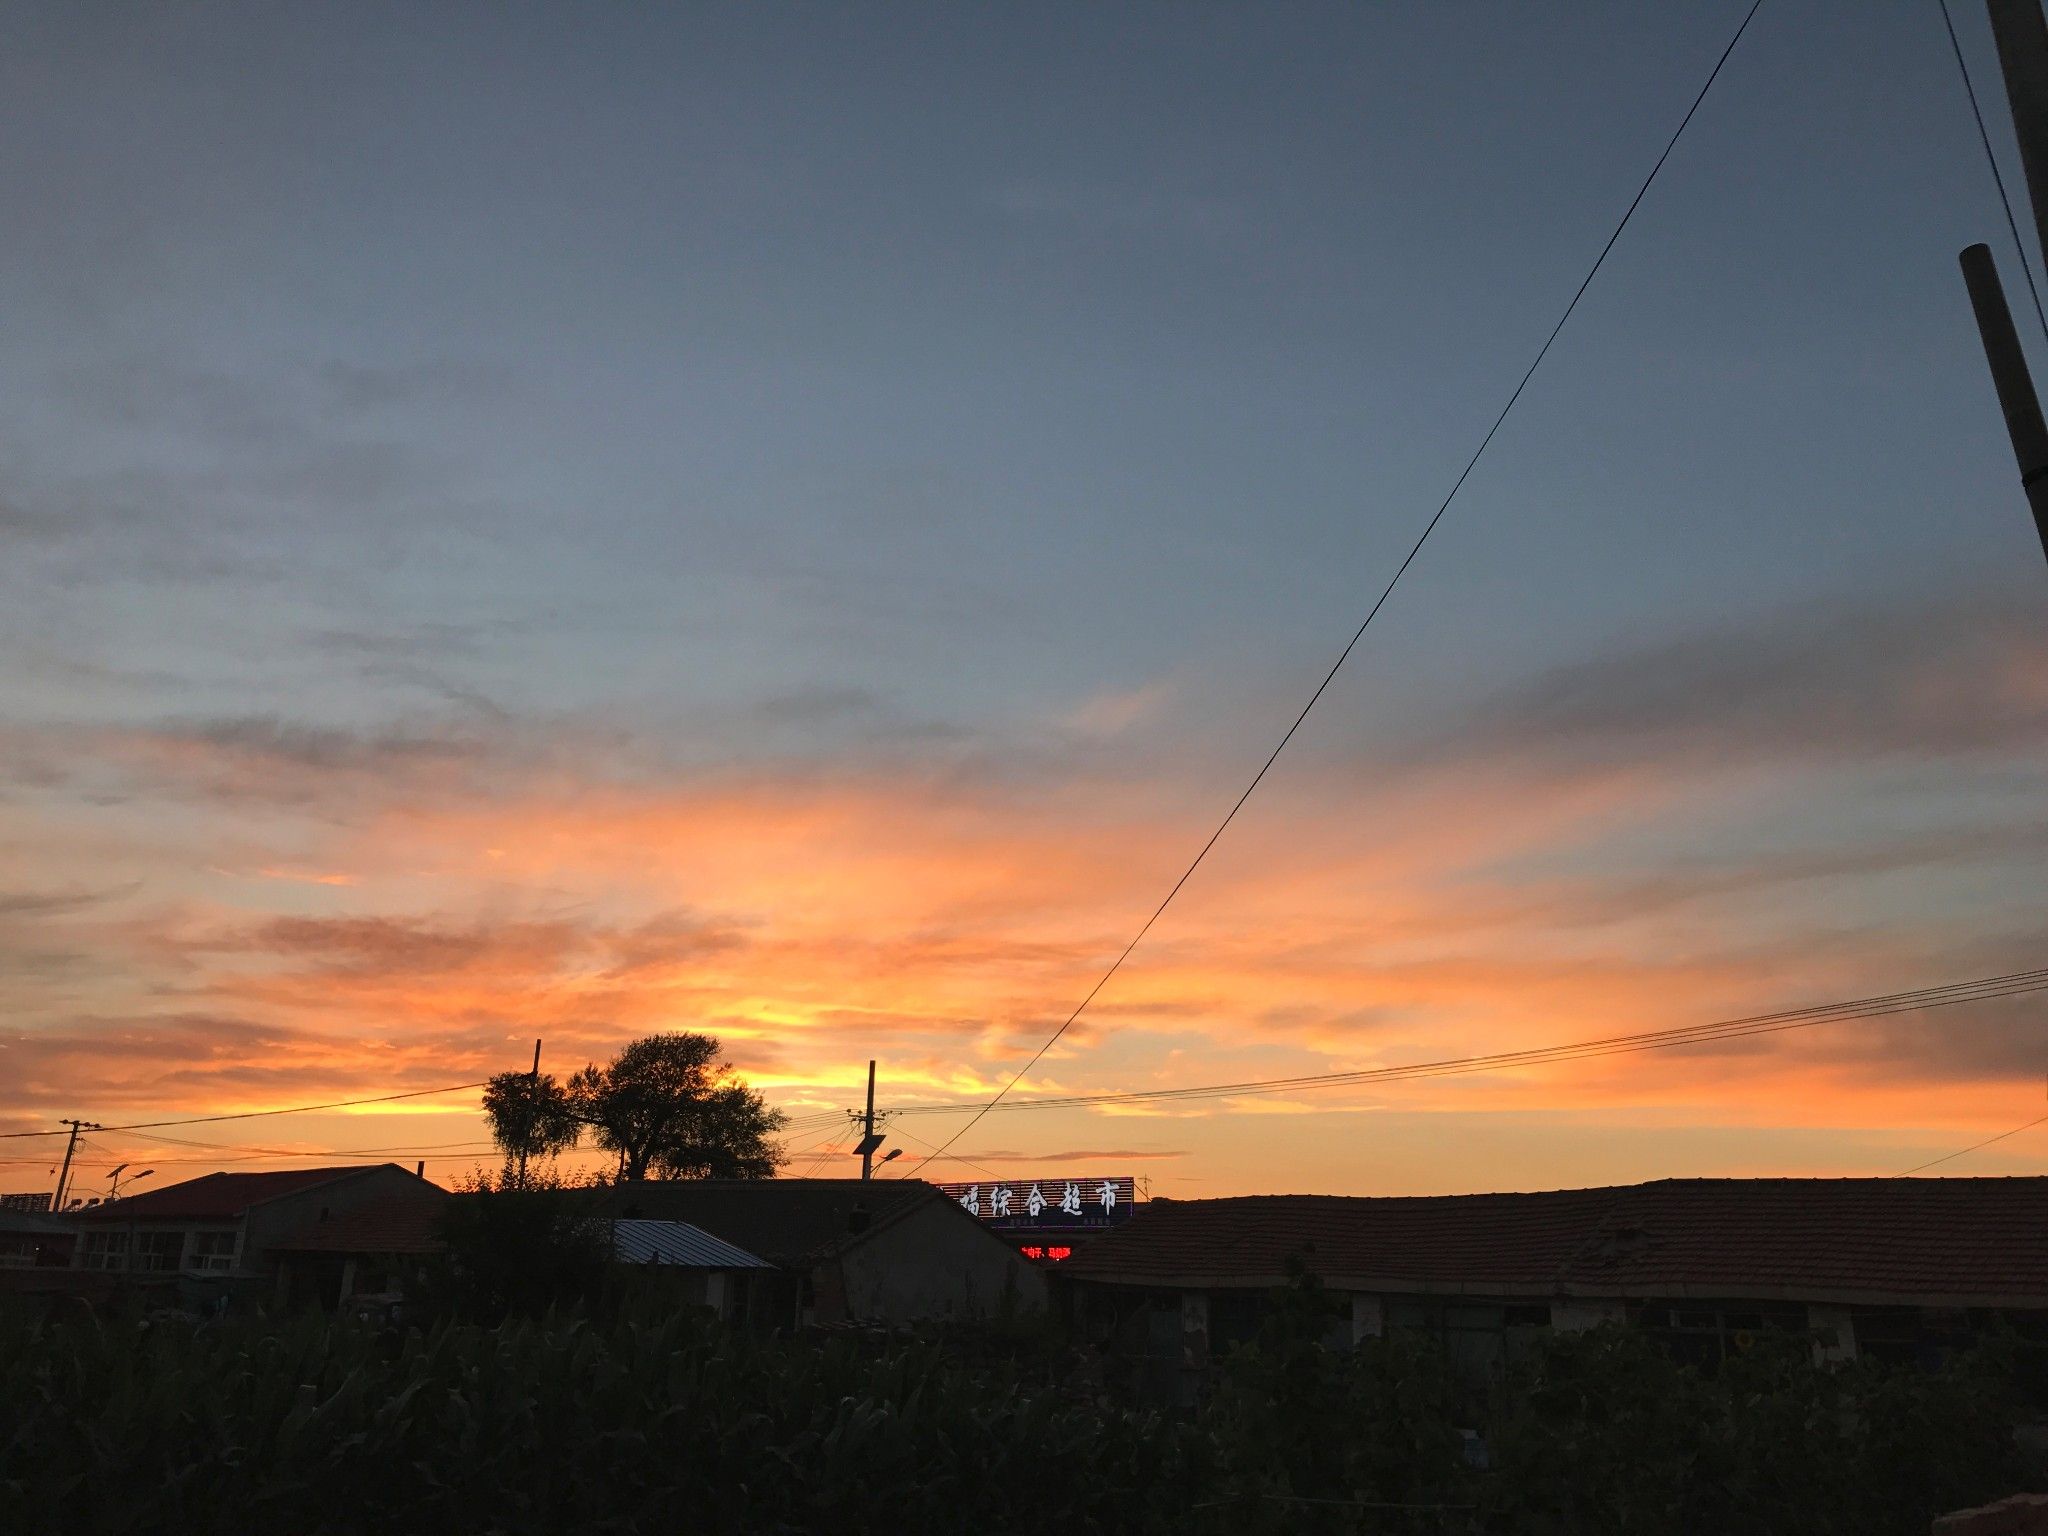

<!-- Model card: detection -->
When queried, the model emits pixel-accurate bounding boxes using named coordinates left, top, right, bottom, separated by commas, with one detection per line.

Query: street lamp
left=108, top=1166, right=155, bottom=1200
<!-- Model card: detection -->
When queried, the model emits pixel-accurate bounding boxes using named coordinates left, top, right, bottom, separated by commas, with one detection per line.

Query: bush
left=418, top=1168, right=613, bottom=1321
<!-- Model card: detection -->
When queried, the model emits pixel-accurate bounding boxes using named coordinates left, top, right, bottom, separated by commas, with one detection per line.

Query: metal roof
left=603, top=1179, right=942, bottom=1265
left=611, top=1218, right=771, bottom=1270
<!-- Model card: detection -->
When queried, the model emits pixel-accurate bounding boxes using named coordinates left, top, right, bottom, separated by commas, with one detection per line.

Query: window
left=79, top=1231, right=129, bottom=1271
left=0, top=1237, right=36, bottom=1269
left=1387, top=1299, right=1551, bottom=1387
left=1630, top=1299, right=1806, bottom=1371
left=131, top=1231, right=184, bottom=1273
left=188, top=1230, right=239, bottom=1272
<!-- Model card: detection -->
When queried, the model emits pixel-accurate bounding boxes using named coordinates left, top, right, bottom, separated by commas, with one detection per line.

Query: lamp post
left=108, top=1166, right=155, bottom=1201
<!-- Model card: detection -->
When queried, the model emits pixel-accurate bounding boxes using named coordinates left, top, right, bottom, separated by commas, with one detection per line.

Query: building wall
left=835, top=1200, right=1048, bottom=1323
left=1069, top=1279, right=2039, bottom=1394
left=74, top=1218, right=242, bottom=1274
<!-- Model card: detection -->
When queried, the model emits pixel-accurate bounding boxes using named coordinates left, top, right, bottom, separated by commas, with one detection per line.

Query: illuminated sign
left=1018, top=1245, right=1074, bottom=1262
left=936, top=1175, right=1135, bottom=1231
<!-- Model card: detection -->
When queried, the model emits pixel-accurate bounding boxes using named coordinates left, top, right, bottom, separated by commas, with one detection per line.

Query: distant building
left=1058, top=1177, right=2048, bottom=1399
left=609, top=1179, right=1049, bottom=1326
left=67, top=1164, right=439, bottom=1304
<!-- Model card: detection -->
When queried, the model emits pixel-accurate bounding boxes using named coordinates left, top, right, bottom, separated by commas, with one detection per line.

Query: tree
left=482, top=1031, right=787, bottom=1184
left=480, top=1072, right=580, bottom=1181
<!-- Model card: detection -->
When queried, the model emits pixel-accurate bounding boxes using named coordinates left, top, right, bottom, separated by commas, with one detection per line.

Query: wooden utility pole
left=859, top=1060, right=878, bottom=1181
left=516, top=1038, right=542, bottom=1190
left=1963, top=244, right=2048, bottom=564
left=51, top=1119, right=99, bottom=1212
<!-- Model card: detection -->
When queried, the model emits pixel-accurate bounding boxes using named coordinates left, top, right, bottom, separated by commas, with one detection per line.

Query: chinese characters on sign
left=936, top=1175, right=1135, bottom=1231
left=1018, top=1245, right=1074, bottom=1262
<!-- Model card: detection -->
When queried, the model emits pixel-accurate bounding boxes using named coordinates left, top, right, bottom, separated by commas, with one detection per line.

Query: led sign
left=935, top=1175, right=1135, bottom=1231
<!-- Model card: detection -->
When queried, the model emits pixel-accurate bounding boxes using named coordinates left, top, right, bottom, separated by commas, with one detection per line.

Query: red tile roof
left=272, top=1189, right=451, bottom=1255
left=1061, top=1178, right=2048, bottom=1307
left=76, top=1166, right=400, bottom=1222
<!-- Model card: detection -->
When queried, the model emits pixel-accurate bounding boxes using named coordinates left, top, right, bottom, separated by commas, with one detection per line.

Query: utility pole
left=1966, top=1, right=2048, bottom=568
left=1962, top=243, right=2048, bottom=564
left=52, top=1119, right=100, bottom=1212
left=516, top=1037, right=542, bottom=1190
left=852, top=1059, right=889, bottom=1180
left=861, top=1060, right=877, bottom=1180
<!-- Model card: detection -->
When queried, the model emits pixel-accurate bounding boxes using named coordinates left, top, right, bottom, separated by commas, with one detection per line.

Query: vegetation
left=2, top=1293, right=2037, bottom=1536
left=424, top=1168, right=613, bottom=1319
left=482, top=1031, right=786, bottom=1184
left=0, top=1309, right=1197, bottom=1536
left=1208, top=1271, right=2039, bottom=1534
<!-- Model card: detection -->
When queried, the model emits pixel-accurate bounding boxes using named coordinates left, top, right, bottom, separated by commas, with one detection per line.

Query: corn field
left=2, top=1310, right=1210, bottom=1536
left=2, top=1305, right=2037, bottom=1535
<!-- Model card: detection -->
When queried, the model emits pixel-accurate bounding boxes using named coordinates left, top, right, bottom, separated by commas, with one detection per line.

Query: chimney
left=415, top=1161, right=425, bottom=1179
left=846, top=1201, right=871, bottom=1236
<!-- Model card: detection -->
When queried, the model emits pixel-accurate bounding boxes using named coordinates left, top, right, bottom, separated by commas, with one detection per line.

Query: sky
left=2, top=0, right=2046, bottom=1202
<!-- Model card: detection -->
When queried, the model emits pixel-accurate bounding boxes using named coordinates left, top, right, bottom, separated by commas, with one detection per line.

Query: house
left=270, top=1189, right=775, bottom=1321
left=606, top=1178, right=1049, bottom=1327
left=269, top=1184, right=453, bottom=1312
left=1058, top=1177, right=2048, bottom=1397
left=69, top=1164, right=441, bottom=1305
left=609, top=1218, right=774, bottom=1319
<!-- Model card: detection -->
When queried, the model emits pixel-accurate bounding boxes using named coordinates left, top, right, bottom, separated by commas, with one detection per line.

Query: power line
left=883, top=966, right=2047, bottom=1134
left=0, top=1143, right=507, bottom=1172
left=117, top=1128, right=503, bottom=1156
left=1896, top=1108, right=2048, bottom=1176
left=898, top=0, right=1769, bottom=1179
left=775, top=1121, right=855, bottom=1179
left=1936, top=0, right=2048, bottom=346
left=889, top=1123, right=1003, bottom=1181
left=101, top=1081, right=492, bottom=1132
left=0, top=1081, right=491, bottom=1139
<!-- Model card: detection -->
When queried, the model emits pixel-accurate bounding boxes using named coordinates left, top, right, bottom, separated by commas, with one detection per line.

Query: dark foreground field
left=3, top=1297, right=2038, bottom=1535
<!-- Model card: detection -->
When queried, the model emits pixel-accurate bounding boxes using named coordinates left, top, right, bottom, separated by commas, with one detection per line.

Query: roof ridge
left=1117, top=1175, right=2048, bottom=1205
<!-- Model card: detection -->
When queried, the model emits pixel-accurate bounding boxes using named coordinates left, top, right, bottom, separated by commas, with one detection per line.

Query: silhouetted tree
left=483, top=1031, right=786, bottom=1183
left=480, top=1073, right=580, bottom=1183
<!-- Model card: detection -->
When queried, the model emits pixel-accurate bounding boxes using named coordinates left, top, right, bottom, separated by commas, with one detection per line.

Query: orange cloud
left=3, top=584, right=2045, bottom=1194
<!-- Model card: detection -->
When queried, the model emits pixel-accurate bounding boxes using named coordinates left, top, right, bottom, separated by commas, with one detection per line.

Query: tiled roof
left=611, top=1218, right=772, bottom=1269
left=1060, top=1178, right=2048, bottom=1306
left=76, top=1166, right=405, bottom=1223
left=602, top=1179, right=948, bottom=1267
left=271, top=1189, right=451, bottom=1255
